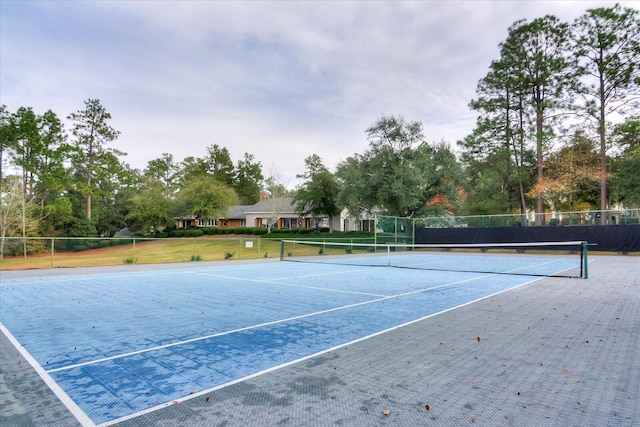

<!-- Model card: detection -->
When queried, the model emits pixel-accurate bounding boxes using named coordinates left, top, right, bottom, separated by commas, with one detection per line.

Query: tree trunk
left=599, top=76, right=607, bottom=224
left=536, top=100, right=544, bottom=226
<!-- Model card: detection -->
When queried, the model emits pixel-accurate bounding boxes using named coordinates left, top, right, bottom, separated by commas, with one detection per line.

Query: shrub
left=170, top=229, right=185, bottom=238
left=224, top=251, right=235, bottom=259
left=191, top=254, right=202, bottom=261
left=123, top=256, right=137, bottom=264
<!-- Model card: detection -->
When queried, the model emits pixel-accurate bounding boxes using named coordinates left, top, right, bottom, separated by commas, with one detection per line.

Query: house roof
left=245, top=197, right=297, bottom=214
left=174, top=197, right=301, bottom=221
left=226, top=205, right=254, bottom=219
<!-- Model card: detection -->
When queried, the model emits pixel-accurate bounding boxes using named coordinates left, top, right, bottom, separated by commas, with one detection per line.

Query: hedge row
left=157, top=227, right=373, bottom=238
left=164, top=227, right=269, bottom=238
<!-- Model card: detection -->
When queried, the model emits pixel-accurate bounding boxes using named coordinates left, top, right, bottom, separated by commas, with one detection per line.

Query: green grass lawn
left=0, top=237, right=284, bottom=270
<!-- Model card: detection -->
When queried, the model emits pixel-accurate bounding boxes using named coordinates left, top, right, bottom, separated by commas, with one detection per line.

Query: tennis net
left=279, top=240, right=588, bottom=279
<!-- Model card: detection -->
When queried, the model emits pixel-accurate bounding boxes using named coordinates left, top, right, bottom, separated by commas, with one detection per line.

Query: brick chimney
left=259, top=190, right=271, bottom=201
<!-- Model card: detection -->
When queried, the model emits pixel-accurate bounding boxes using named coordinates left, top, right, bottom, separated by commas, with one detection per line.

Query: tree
left=465, top=55, right=536, bottom=216
left=143, top=153, right=179, bottom=196
left=3, top=107, right=72, bottom=217
left=39, top=197, right=74, bottom=236
left=204, top=144, right=235, bottom=186
left=533, top=131, right=600, bottom=211
left=0, top=176, right=40, bottom=260
left=500, top=16, right=574, bottom=224
left=610, top=117, right=640, bottom=206
left=572, top=5, right=640, bottom=220
left=91, top=155, right=138, bottom=237
left=126, top=180, right=173, bottom=234
left=68, top=99, right=122, bottom=221
left=294, top=154, right=341, bottom=232
left=35, top=110, right=73, bottom=212
left=177, top=156, right=208, bottom=187
left=261, top=165, right=292, bottom=233
left=234, top=153, right=263, bottom=204
left=0, top=105, right=15, bottom=182
left=9, top=107, right=40, bottom=198
left=176, top=176, right=238, bottom=220
left=336, top=116, right=463, bottom=218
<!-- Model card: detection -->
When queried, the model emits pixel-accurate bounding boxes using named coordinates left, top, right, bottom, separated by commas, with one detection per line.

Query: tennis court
left=1, top=247, right=638, bottom=426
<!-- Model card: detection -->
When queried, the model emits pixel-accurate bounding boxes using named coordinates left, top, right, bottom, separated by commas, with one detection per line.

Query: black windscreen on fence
left=415, top=224, right=640, bottom=253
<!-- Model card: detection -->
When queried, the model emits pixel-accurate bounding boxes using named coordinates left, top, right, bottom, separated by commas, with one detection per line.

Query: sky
left=1, top=0, right=636, bottom=187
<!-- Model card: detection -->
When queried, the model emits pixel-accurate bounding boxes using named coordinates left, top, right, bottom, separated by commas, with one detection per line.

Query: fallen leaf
left=471, top=417, right=476, bottom=423
left=543, top=414, right=550, bottom=419
left=477, top=337, right=481, bottom=342
left=383, top=408, right=390, bottom=416
left=205, top=397, right=210, bottom=402
left=425, top=404, right=430, bottom=411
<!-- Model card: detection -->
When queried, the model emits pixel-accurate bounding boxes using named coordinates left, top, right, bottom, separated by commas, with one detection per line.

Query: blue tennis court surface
left=0, top=256, right=580, bottom=426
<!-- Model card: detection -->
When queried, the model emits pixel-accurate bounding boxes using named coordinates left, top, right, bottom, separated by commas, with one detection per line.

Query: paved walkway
left=1, top=255, right=638, bottom=426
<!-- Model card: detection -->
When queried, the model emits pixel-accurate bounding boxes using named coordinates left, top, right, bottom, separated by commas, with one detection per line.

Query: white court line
left=100, top=273, right=544, bottom=427
left=46, top=273, right=492, bottom=374
left=0, top=263, right=272, bottom=286
left=196, top=270, right=389, bottom=297
left=0, top=323, right=96, bottom=427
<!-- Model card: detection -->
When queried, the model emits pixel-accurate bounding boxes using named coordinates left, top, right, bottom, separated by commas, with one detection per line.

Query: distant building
left=174, top=193, right=373, bottom=231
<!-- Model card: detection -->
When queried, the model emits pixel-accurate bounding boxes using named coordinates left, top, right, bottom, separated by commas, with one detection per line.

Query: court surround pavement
left=1, top=255, right=638, bottom=426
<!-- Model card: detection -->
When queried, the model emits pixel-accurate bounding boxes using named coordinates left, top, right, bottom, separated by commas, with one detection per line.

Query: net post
left=279, top=240, right=285, bottom=261
left=582, top=241, right=588, bottom=279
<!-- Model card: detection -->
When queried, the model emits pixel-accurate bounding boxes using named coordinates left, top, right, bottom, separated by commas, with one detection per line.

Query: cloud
left=1, top=0, right=636, bottom=185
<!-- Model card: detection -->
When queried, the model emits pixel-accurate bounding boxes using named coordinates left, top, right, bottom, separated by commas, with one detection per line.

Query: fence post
left=394, top=217, right=398, bottom=242
left=412, top=218, right=416, bottom=246
left=50, top=238, right=54, bottom=268
left=374, top=215, right=378, bottom=247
